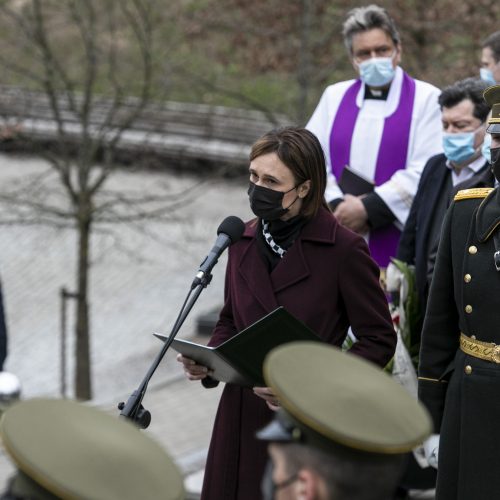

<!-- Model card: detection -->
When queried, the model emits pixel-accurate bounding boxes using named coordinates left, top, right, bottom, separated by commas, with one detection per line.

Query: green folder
left=154, top=307, right=321, bottom=387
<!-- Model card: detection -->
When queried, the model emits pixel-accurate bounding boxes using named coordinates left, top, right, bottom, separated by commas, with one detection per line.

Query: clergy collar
left=355, top=66, right=404, bottom=117
left=364, top=85, right=389, bottom=100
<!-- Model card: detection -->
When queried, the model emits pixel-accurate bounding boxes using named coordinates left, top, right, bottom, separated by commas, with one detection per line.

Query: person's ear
left=394, top=43, right=402, bottom=66
left=298, top=180, right=311, bottom=199
left=294, top=469, right=318, bottom=500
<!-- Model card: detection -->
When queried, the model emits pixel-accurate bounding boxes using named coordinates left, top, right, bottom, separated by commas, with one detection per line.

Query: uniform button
left=468, top=245, right=478, bottom=254
left=464, top=274, right=472, bottom=283
left=465, top=305, right=473, bottom=314
left=465, top=365, right=473, bottom=375
left=471, top=335, right=476, bottom=340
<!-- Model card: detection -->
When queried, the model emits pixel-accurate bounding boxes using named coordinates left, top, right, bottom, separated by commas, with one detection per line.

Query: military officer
left=0, top=398, right=184, bottom=500
left=418, top=84, right=500, bottom=499
left=257, top=342, right=432, bottom=500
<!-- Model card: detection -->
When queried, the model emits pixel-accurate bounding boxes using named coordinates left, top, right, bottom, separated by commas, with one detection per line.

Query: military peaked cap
left=484, top=84, right=500, bottom=134
left=258, top=342, right=432, bottom=455
left=0, top=398, right=184, bottom=500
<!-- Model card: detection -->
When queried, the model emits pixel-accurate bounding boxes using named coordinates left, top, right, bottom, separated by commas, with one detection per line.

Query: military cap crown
left=1, top=398, right=184, bottom=500
left=484, top=84, right=500, bottom=134
left=262, top=342, right=432, bottom=454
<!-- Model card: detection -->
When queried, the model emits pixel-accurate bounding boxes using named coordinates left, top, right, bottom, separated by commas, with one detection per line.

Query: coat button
left=465, top=305, right=473, bottom=314
left=471, top=335, right=476, bottom=339
left=468, top=246, right=478, bottom=254
left=464, top=274, right=472, bottom=283
left=465, top=365, right=473, bottom=375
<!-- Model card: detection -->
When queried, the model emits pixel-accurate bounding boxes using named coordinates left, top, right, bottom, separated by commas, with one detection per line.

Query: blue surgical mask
left=482, top=133, right=492, bottom=163
left=443, top=132, right=477, bottom=164
left=358, top=57, right=395, bottom=87
left=480, top=67, right=496, bottom=86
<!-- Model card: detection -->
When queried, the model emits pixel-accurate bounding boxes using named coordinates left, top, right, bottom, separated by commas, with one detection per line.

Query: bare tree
left=177, top=0, right=344, bottom=124
left=0, top=0, right=185, bottom=400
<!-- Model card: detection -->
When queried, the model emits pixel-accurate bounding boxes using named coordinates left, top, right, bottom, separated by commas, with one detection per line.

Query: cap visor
left=487, top=123, right=500, bottom=134
left=256, top=418, right=293, bottom=442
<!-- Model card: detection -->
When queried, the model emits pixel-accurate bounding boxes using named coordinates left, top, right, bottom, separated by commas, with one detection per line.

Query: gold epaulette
left=454, top=187, right=494, bottom=201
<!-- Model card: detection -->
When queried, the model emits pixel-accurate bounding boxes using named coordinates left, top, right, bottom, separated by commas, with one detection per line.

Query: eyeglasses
left=353, top=47, right=396, bottom=64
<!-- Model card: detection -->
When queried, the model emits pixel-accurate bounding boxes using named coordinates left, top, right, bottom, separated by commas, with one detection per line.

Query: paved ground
left=0, top=152, right=247, bottom=496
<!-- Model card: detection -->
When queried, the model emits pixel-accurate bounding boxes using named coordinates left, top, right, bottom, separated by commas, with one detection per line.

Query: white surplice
left=306, top=66, right=443, bottom=228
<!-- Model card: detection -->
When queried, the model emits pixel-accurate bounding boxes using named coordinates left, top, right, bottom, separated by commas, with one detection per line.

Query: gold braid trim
left=417, top=376, right=448, bottom=383
left=454, top=187, right=494, bottom=201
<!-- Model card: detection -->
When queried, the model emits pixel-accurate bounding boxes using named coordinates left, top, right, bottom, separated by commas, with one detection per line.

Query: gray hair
left=342, top=5, right=400, bottom=55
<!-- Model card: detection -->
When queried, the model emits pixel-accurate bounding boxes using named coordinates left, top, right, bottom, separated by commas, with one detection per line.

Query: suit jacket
left=397, top=154, right=491, bottom=310
left=201, top=207, right=396, bottom=500
left=418, top=187, right=500, bottom=499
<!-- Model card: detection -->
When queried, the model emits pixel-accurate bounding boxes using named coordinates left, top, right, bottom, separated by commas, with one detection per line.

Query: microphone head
left=217, top=216, right=245, bottom=244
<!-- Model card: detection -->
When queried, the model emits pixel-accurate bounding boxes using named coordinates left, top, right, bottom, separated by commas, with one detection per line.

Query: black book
left=154, top=307, right=321, bottom=387
left=338, top=165, right=375, bottom=196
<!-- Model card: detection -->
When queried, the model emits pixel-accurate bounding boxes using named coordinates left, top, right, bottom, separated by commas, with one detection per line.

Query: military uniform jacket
left=418, top=187, right=500, bottom=500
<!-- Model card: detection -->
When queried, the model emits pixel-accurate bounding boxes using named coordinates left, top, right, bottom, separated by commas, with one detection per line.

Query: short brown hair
left=249, top=127, right=328, bottom=218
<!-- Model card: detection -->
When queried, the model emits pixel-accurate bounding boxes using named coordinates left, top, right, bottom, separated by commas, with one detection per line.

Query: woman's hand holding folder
left=253, top=386, right=280, bottom=411
left=176, top=354, right=211, bottom=381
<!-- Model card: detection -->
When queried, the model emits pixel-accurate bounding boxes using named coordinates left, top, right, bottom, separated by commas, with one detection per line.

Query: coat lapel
left=475, top=188, right=500, bottom=242
left=419, top=161, right=450, bottom=246
left=272, top=208, right=337, bottom=293
left=270, top=241, right=310, bottom=293
left=238, top=225, right=280, bottom=313
left=237, top=208, right=337, bottom=309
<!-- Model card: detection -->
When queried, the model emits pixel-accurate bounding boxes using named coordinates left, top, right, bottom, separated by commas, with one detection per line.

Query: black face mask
left=491, top=147, right=500, bottom=182
left=247, top=182, right=298, bottom=220
left=261, top=459, right=299, bottom=500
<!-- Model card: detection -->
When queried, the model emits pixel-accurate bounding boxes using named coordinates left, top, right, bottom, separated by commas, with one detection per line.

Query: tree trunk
left=75, top=211, right=92, bottom=400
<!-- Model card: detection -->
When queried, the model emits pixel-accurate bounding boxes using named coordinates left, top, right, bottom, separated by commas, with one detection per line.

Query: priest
left=307, top=4, right=442, bottom=268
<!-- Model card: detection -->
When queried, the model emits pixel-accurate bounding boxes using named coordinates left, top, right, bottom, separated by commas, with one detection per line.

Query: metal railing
left=0, top=86, right=291, bottom=169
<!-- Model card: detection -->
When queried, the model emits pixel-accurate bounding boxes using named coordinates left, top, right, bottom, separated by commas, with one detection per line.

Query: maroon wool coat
left=201, top=207, right=396, bottom=500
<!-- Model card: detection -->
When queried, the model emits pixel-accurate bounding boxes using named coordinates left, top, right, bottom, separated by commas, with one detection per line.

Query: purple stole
left=329, top=72, right=416, bottom=267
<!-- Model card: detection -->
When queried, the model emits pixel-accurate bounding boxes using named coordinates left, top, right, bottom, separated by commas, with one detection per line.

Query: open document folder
left=154, top=307, right=321, bottom=387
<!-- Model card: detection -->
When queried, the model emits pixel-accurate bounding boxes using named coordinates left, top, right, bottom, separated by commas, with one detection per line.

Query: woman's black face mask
left=247, top=182, right=298, bottom=220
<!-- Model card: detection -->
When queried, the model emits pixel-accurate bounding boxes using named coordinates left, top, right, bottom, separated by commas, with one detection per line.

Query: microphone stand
left=118, top=271, right=213, bottom=429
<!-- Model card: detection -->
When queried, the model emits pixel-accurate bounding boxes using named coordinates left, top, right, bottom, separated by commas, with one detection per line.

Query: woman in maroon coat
left=178, top=127, right=396, bottom=500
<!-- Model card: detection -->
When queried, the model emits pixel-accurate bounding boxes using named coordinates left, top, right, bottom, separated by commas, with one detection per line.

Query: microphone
left=192, top=216, right=245, bottom=288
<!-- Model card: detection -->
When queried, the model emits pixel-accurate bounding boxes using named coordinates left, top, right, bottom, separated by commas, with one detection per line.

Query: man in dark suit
left=397, top=78, right=491, bottom=314
left=417, top=84, right=500, bottom=499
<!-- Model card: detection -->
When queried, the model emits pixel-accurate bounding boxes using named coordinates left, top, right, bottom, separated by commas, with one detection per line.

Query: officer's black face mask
left=490, top=146, right=500, bottom=182
left=247, top=182, right=298, bottom=221
left=261, top=459, right=299, bottom=500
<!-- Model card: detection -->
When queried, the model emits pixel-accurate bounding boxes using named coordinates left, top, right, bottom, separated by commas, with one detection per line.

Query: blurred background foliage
left=0, top=0, right=498, bottom=124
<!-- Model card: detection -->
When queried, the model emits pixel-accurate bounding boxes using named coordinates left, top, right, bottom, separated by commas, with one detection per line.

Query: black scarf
left=256, top=215, right=307, bottom=271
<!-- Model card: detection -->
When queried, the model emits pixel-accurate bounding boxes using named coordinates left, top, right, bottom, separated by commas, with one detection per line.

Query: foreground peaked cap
left=0, top=398, right=184, bottom=500
left=261, top=342, right=432, bottom=454
left=484, top=84, right=500, bottom=134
